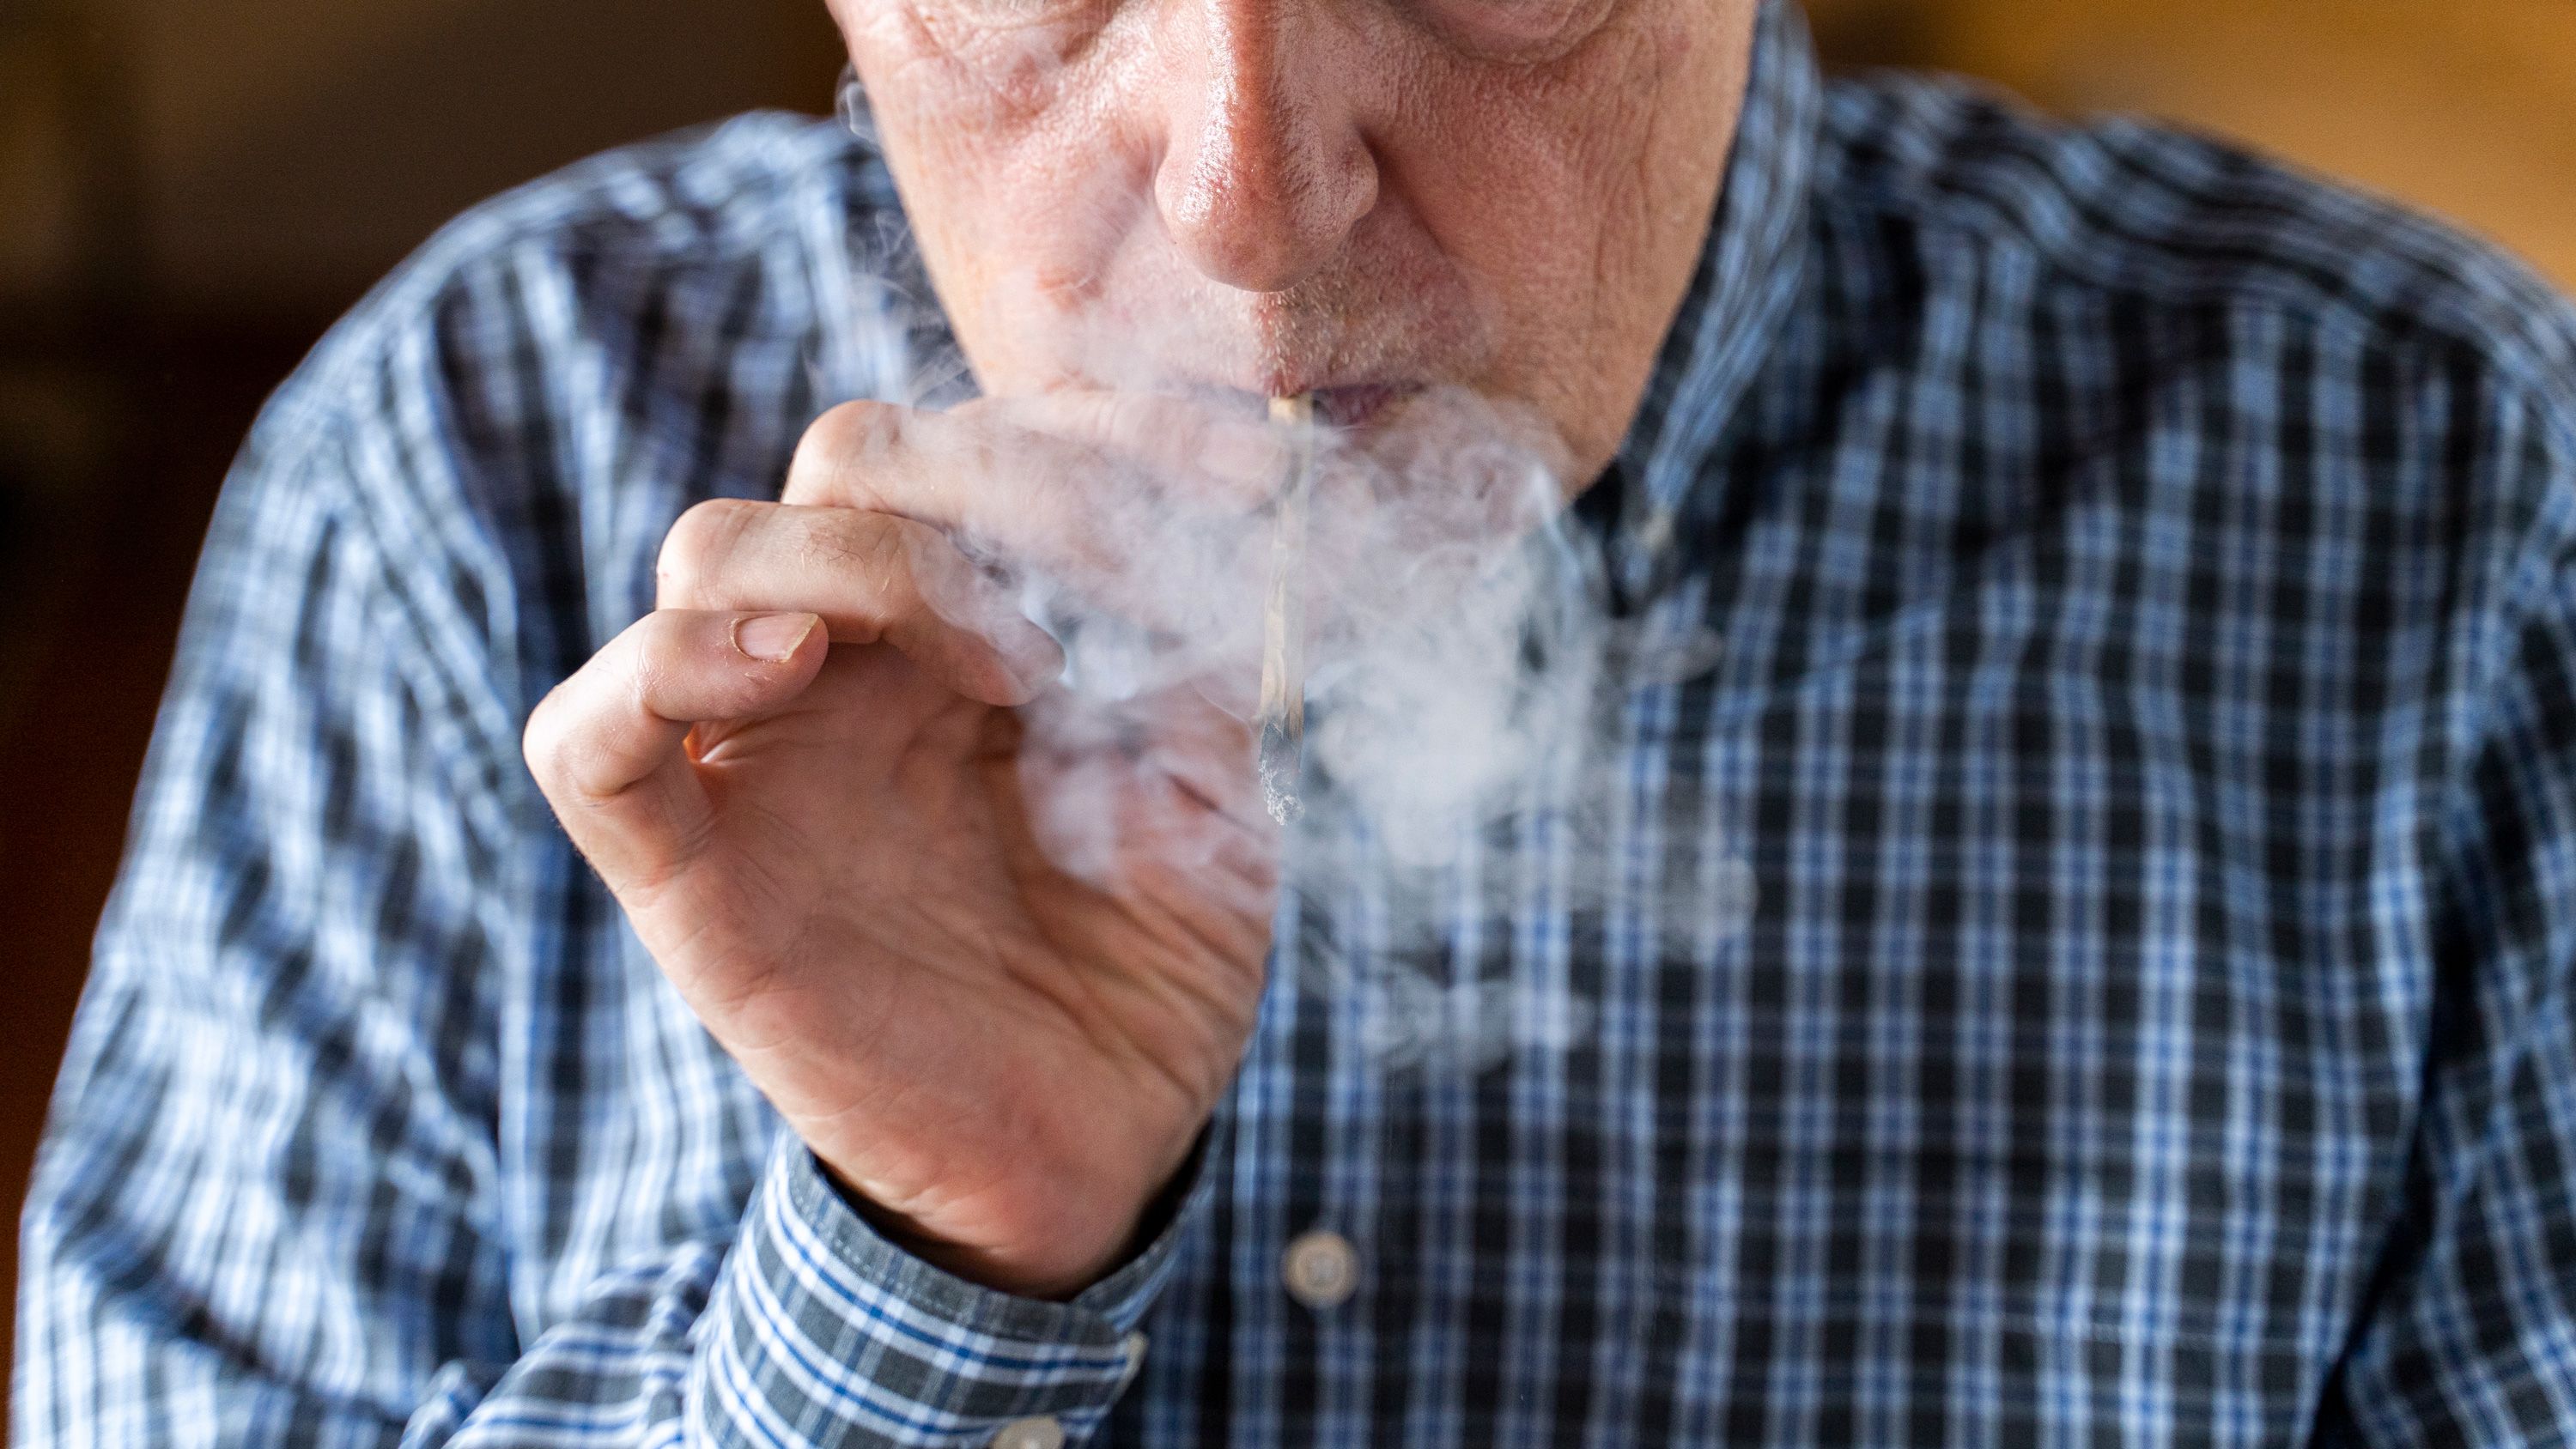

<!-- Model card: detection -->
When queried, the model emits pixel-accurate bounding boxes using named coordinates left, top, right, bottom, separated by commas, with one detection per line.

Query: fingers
left=1129, top=680, right=1268, bottom=835
left=778, top=399, right=1278, bottom=624
left=787, top=395, right=1285, bottom=512
left=524, top=609, right=824, bottom=891
left=1011, top=682, right=1274, bottom=897
left=659, top=499, right=1061, bottom=707
left=996, top=392, right=1291, bottom=506
left=683, top=393, right=1291, bottom=724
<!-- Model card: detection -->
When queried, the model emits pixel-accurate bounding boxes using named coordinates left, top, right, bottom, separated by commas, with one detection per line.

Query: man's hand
left=524, top=396, right=1286, bottom=1299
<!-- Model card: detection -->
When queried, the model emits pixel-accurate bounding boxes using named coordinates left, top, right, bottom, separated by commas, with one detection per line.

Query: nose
left=1151, top=0, right=1379, bottom=294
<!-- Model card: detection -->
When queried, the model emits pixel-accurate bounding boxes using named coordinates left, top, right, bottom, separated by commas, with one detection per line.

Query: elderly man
left=21, top=0, right=2576, bottom=1442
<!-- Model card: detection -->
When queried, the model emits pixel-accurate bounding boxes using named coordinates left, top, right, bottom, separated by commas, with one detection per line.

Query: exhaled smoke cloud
left=835, top=75, right=1746, bottom=1074
left=980, top=381, right=1749, bottom=1074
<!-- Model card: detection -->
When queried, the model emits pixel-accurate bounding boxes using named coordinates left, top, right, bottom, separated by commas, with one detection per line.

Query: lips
left=1309, top=382, right=1420, bottom=429
left=1173, top=376, right=1426, bottom=431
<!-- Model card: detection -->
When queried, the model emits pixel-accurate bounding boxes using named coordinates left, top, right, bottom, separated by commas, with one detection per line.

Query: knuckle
left=520, top=684, right=580, bottom=791
left=627, top=627, right=680, bottom=722
left=1105, top=394, right=1165, bottom=455
left=788, top=399, right=903, bottom=506
left=854, top=515, right=929, bottom=618
left=946, top=394, right=1012, bottom=427
left=658, top=498, right=761, bottom=604
left=790, top=511, right=925, bottom=636
left=796, top=505, right=882, bottom=573
left=821, top=397, right=902, bottom=446
left=1037, top=390, right=1116, bottom=442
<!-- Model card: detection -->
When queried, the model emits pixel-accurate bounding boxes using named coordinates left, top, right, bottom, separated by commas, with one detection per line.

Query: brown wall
left=2, top=0, right=848, bottom=312
left=1807, top=0, right=2576, bottom=290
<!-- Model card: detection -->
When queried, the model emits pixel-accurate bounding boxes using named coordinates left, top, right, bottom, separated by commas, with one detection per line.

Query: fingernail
left=735, top=612, right=817, bottom=664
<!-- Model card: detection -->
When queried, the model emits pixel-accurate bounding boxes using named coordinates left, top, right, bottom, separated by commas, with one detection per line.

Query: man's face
left=829, top=0, right=1758, bottom=485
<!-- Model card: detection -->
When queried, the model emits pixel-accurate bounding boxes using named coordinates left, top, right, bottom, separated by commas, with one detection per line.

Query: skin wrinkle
left=1595, top=27, right=1688, bottom=339
left=829, top=0, right=1755, bottom=482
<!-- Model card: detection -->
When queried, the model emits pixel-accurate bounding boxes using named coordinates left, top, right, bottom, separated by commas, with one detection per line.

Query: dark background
left=4, top=0, right=2572, bottom=1416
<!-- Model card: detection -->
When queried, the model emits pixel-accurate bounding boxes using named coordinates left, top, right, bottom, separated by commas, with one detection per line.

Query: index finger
left=782, top=398, right=1282, bottom=637
left=781, top=396, right=1285, bottom=549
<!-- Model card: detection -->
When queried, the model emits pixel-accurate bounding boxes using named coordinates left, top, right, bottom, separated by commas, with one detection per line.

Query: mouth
left=1173, top=376, right=1429, bottom=432
left=1305, top=382, right=1421, bottom=430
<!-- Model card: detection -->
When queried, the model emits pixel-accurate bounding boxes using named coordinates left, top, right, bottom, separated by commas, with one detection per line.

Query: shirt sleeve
left=12, top=349, right=1200, bottom=1449
left=2318, top=414, right=2576, bottom=1445
left=397, top=1137, right=1196, bottom=1447
left=683, top=1143, right=1185, bottom=1447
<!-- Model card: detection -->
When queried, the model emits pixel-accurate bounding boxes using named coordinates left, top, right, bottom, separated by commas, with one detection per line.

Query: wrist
left=817, top=1130, right=1211, bottom=1300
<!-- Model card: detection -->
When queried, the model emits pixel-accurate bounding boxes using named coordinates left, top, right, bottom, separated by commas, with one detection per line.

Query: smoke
left=829, top=80, right=1751, bottom=1076
left=979, top=382, right=1753, bottom=1075
left=993, top=384, right=1603, bottom=847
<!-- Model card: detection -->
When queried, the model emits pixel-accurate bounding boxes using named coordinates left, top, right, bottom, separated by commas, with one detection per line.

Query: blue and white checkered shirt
left=24, top=4, right=2576, bottom=1444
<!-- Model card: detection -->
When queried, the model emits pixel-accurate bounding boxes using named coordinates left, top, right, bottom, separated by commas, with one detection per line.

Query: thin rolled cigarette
left=1258, top=393, right=1315, bottom=824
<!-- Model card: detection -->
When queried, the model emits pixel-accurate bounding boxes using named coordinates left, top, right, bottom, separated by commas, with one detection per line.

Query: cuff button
left=993, top=1416, right=1066, bottom=1449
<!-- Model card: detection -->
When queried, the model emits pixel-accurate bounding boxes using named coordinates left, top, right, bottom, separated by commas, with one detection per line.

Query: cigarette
left=1258, top=393, right=1315, bottom=824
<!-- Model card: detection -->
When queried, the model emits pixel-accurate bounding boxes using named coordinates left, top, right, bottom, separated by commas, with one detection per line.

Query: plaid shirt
left=23, top=3, right=2576, bottom=1444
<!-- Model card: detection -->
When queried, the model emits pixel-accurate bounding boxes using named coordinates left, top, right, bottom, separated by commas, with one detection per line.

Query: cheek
left=1407, top=27, right=1706, bottom=321
left=853, top=11, right=1157, bottom=318
left=1389, top=9, right=1735, bottom=457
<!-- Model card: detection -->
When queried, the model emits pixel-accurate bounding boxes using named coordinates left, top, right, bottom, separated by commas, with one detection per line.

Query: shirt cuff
left=692, top=1127, right=1216, bottom=1447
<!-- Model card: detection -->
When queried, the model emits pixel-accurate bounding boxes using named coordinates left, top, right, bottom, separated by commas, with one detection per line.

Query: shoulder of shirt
left=400, top=108, right=876, bottom=270
left=207, top=113, right=884, bottom=748
left=246, top=110, right=882, bottom=459
left=1813, top=71, right=2576, bottom=456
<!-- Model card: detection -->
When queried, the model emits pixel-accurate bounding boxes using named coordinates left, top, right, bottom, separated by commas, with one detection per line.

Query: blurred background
left=2, top=0, right=2571, bottom=1410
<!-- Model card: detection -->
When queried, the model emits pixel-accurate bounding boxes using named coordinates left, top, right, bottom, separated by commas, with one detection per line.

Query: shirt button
left=992, top=1416, right=1066, bottom=1449
left=1282, top=1228, right=1359, bottom=1309
left=1116, top=1330, right=1149, bottom=1392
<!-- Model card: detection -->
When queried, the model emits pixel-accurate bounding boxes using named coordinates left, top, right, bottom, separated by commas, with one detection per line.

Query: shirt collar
left=1600, top=0, right=1821, bottom=597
